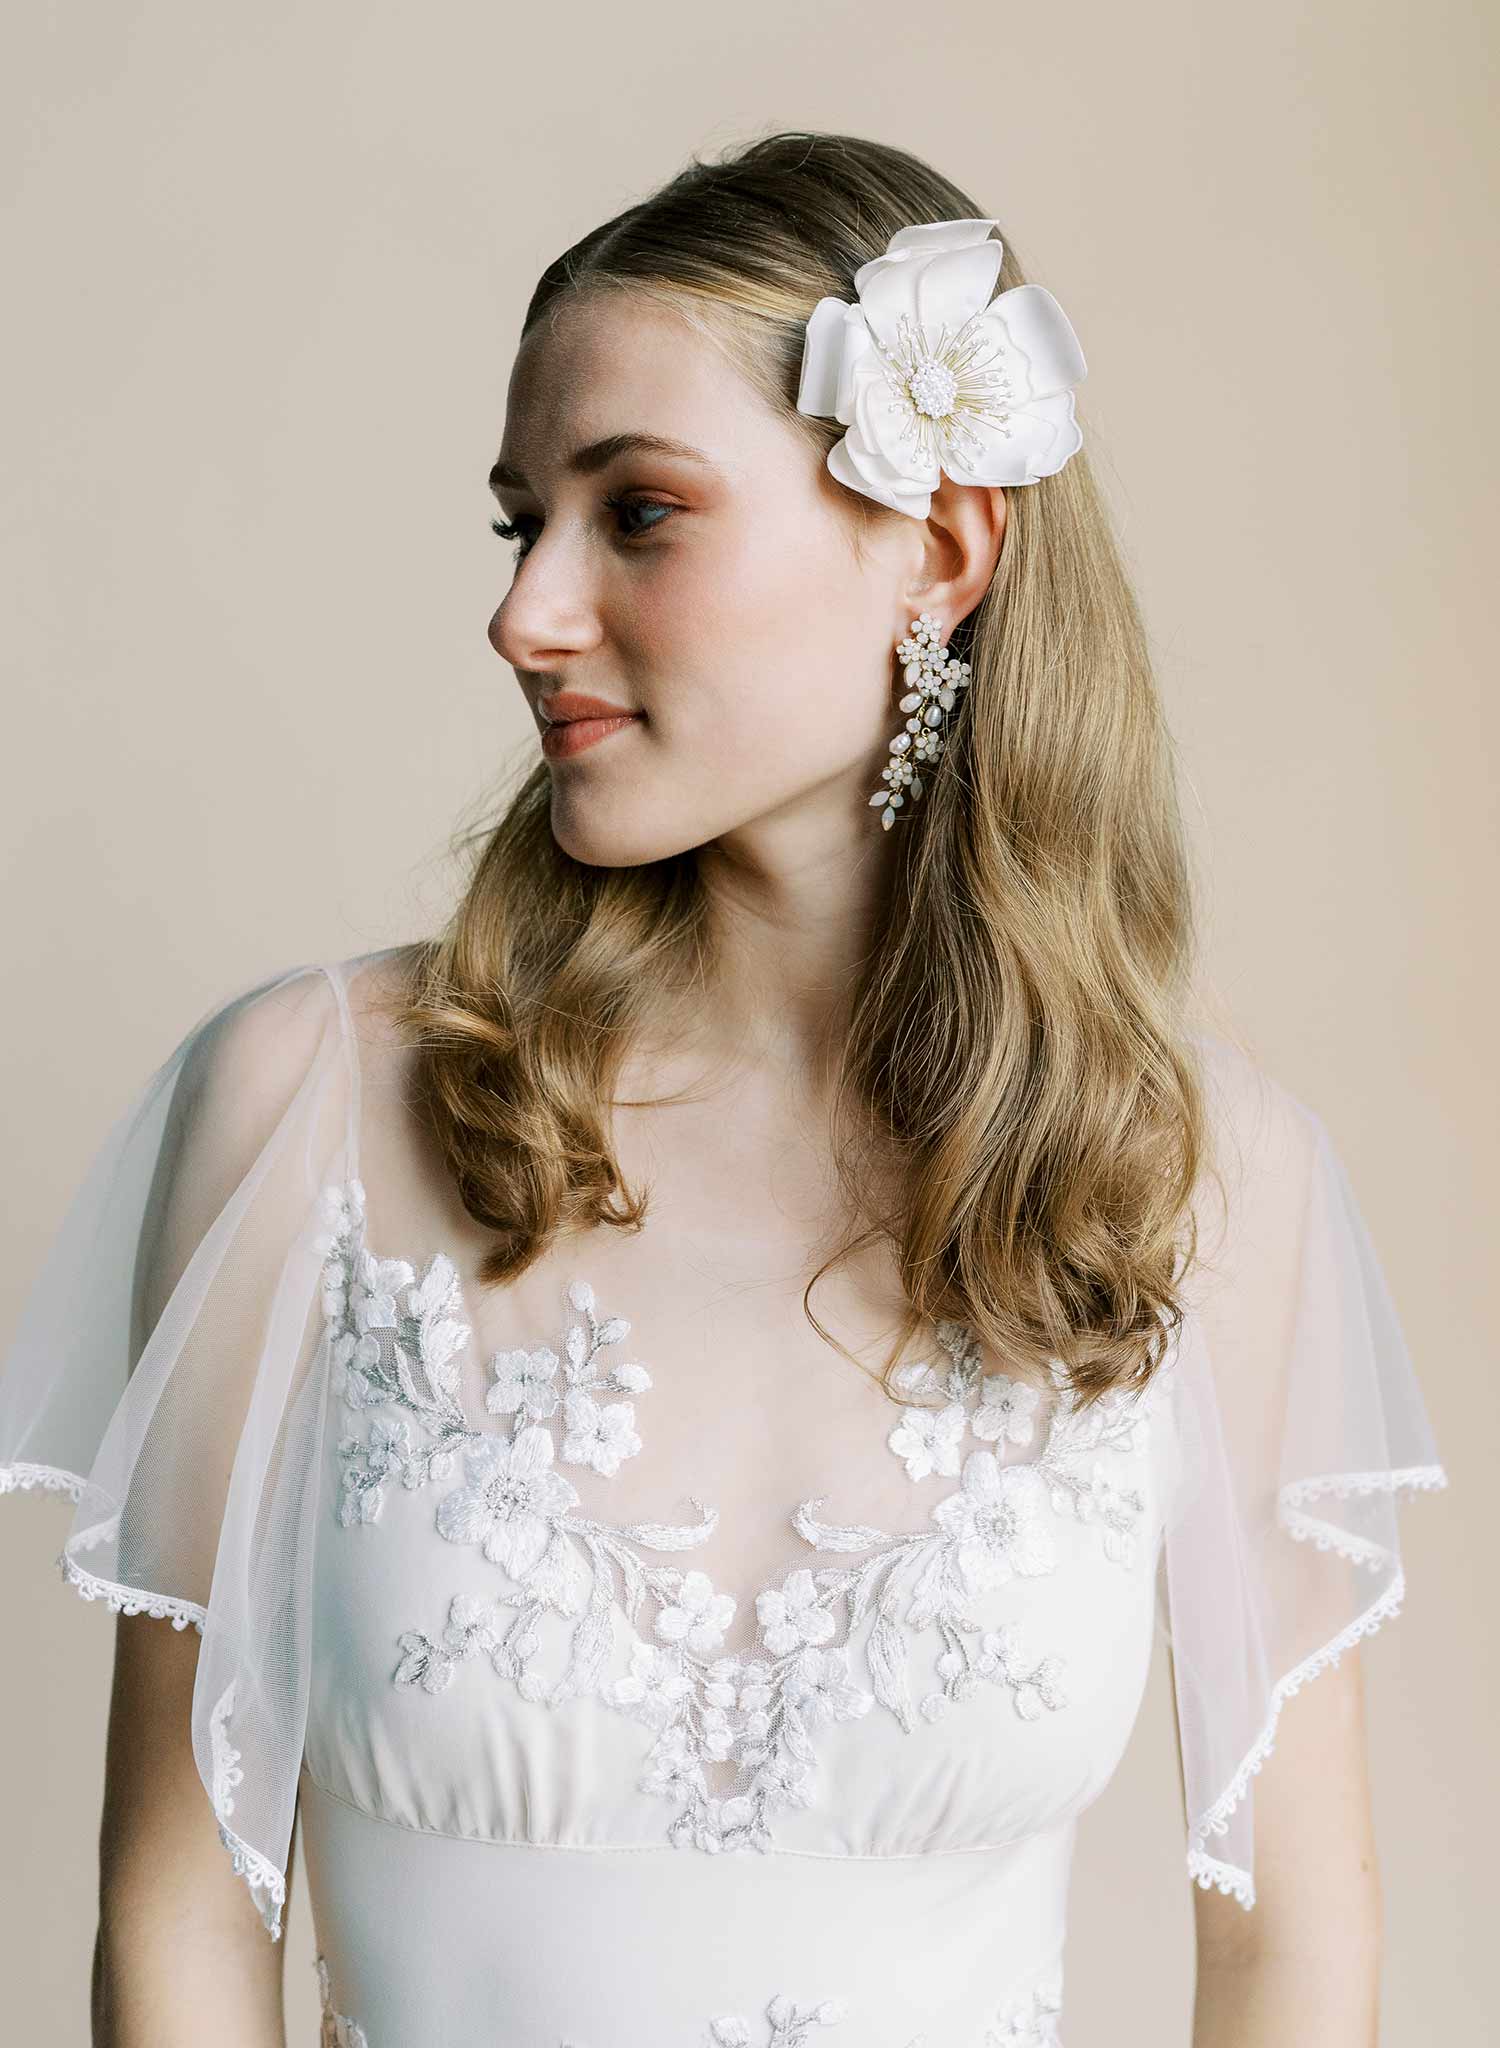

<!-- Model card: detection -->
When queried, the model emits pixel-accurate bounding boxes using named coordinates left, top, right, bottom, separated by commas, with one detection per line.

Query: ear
left=901, top=476, right=1007, bottom=639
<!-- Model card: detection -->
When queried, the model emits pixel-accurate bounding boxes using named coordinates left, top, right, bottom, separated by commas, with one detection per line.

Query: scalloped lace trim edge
left=1185, top=1461, right=1447, bottom=1912
left=1187, top=1847, right=1253, bottom=1907
left=3, top=1460, right=284, bottom=1941
left=1278, top=1462, right=1448, bottom=1570
left=0, top=1459, right=90, bottom=1500
left=57, top=1548, right=209, bottom=1633
left=217, top=1820, right=287, bottom=1941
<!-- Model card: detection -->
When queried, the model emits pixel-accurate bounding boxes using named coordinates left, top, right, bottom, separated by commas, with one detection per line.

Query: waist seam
left=296, top=1762, right=1074, bottom=1866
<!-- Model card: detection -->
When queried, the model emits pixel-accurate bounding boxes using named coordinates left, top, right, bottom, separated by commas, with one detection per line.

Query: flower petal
left=436, top=1488, right=491, bottom=1546
left=833, top=318, right=876, bottom=428
left=490, top=1507, right=549, bottom=1579
left=462, top=1435, right=504, bottom=1482
left=796, top=295, right=857, bottom=418
left=827, top=425, right=930, bottom=512
left=852, top=360, right=941, bottom=486
left=940, top=389, right=1083, bottom=489
left=854, top=234, right=1002, bottom=357
left=913, top=238, right=1005, bottom=348
left=858, top=217, right=1000, bottom=279
left=961, top=1448, right=1005, bottom=1502
left=986, top=282, right=1087, bottom=402
left=509, top=1423, right=556, bottom=1477
left=824, top=368, right=940, bottom=515
left=533, top=1467, right=581, bottom=1514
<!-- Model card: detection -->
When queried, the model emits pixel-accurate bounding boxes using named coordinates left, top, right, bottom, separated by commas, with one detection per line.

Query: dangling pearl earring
left=869, top=612, right=972, bottom=830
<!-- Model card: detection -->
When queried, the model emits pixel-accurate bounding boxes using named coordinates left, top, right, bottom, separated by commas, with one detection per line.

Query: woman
left=0, top=131, right=1446, bottom=2046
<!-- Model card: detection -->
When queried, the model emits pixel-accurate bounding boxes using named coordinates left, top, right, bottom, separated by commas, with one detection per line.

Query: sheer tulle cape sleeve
left=1159, top=1035, right=1449, bottom=1909
left=0, top=957, right=361, bottom=1939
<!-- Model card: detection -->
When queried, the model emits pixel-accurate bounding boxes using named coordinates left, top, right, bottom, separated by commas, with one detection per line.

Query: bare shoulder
left=339, top=941, right=428, bottom=1035
left=167, top=958, right=344, bottom=1084
left=1182, top=1028, right=1331, bottom=1289
left=1188, top=1026, right=1326, bottom=1181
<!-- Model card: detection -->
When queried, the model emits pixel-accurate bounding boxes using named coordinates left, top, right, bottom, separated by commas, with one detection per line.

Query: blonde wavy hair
left=379, top=129, right=1213, bottom=1411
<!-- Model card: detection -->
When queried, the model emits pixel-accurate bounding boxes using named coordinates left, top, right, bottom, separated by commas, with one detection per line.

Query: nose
left=487, top=533, right=603, bottom=677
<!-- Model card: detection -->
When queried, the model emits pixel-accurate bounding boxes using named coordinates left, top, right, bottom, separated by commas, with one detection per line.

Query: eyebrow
left=488, top=431, right=718, bottom=496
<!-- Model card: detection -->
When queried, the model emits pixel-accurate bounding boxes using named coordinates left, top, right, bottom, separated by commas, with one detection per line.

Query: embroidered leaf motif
left=618, top=1499, right=720, bottom=1550
left=866, top=1608, right=915, bottom=1732
left=790, top=1496, right=891, bottom=1552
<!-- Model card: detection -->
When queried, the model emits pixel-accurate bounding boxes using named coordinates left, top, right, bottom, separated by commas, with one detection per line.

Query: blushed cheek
left=625, top=516, right=885, bottom=791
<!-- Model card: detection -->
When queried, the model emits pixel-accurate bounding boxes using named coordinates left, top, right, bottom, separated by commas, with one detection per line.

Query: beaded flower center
left=870, top=309, right=1017, bottom=475
left=907, top=358, right=958, bottom=418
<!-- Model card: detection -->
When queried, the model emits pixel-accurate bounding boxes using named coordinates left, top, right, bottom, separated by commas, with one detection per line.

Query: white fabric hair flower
left=795, top=218, right=1087, bottom=517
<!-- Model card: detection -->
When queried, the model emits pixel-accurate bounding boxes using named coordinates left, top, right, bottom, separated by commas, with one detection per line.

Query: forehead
left=495, top=292, right=787, bottom=489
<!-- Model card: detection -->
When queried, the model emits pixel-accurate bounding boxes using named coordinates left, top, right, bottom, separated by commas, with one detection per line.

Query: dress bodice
left=296, top=1174, right=1182, bottom=2046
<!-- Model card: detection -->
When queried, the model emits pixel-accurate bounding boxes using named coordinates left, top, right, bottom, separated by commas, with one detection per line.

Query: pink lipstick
left=538, top=690, right=645, bottom=760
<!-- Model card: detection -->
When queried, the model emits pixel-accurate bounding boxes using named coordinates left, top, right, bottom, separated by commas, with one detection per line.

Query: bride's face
left=487, top=291, right=927, bottom=869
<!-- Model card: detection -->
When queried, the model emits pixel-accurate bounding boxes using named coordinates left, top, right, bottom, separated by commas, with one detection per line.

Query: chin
left=548, top=805, right=693, bottom=871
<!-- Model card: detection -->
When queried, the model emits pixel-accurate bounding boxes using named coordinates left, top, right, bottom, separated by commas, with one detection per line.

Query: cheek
left=636, top=524, right=894, bottom=770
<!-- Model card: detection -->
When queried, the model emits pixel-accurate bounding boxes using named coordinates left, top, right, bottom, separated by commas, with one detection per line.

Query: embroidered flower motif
left=886, top=1400, right=967, bottom=1480
left=783, top=1646, right=876, bottom=1727
left=984, top=1972, right=1064, bottom=2046
left=560, top=1387, right=643, bottom=1475
left=930, top=1454, right=1056, bottom=1592
left=755, top=1567, right=836, bottom=1654
left=435, top=1428, right=580, bottom=1579
left=336, top=1413, right=414, bottom=1527
left=701, top=1655, right=776, bottom=1762
left=976, top=1621, right=1069, bottom=1721
left=1053, top=1457, right=1139, bottom=1564
left=329, top=1326, right=387, bottom=1410
left=320, top=1178, right=1158, bottom=1863
left=486, top=1343, right=562, bottom=1422
left=640, top=1721, right=707, bottom=1805
left=973, top=1372, right=1041, bottom=1447
left=393, top=1591, right=501, bottom=1694
left=611, top=1639, right=695, bottom=1726
left=1041, top=1386, right=1149, bottom=1562
left=655, top=1568, right=738, bottom=1654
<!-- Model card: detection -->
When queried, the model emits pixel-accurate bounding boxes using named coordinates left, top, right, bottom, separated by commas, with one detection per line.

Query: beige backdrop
left=1, top=3, right=1492, bottom=2041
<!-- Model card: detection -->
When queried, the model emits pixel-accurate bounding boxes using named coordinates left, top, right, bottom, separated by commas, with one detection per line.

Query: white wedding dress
left=0, top=947, right=1448, bottom=2047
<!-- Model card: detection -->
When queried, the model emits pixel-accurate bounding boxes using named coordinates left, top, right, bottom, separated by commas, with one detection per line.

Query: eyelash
left=489, top=491, right=675, bottom=561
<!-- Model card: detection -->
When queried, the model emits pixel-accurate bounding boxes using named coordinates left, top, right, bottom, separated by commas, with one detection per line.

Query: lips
left=538, top=690, right=641, bottom=725
left=539, top=708, right=643, bottom=760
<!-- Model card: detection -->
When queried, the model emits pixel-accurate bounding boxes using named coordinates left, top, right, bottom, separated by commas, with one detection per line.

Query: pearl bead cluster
left=869, top=612, right=972, bottom=830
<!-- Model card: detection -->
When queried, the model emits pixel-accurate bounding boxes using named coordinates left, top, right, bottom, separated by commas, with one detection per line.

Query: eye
left=490, top=515, right=534, bottom=557
left=489, top=493, right=677, bottom=563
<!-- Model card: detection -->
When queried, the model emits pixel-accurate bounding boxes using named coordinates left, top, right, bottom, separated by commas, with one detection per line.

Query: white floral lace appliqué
left=316, top=1177, right=1156, bottom=1857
